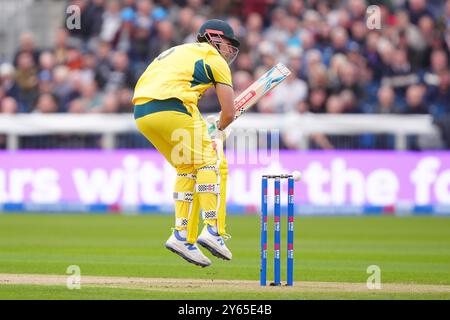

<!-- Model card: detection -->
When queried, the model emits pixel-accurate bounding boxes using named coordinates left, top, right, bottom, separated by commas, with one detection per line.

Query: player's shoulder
left=202, top=45, right=228, bottom=67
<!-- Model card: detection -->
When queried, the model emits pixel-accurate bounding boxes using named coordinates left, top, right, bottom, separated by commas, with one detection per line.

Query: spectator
left=38, top=51, right=56, bottom=94
left=87, top=0, right=107, bottom=43
left=67, top=98, right=87, bottom=113
left=0, top=97, right=19, bottom=114
left=65, top=46, right=84, bottom=70
left=245, top=12, right=264, bottom=35
left=103, top=51, right=135, bottom=92
left=381, top=48, right=419, bottom=96
left=129, top=0, right=154, bottom=63
left=99, top=0, right=122, bottom=44
left=326, top=94, right=344, bottom=114
left=233, top=70, right=253, bottom=97
left=423, top=49, right=449, bottom=87
left=52, top=66, right=73, bottom=111
left=147, top=20, right=177, bottom=61
left=270, top=61, right=308, bottom=113
left=0, top=96, right=18, bottom=149
left=13, top=32, right=40, bottom=67
left=100, top=92, right=120, bottom=113
left=264, top=7, right=289, bottom=46
left=0, top=63, right=21, bottom=105
left=404, top=84, right=428, bottom=114
left=15, top=52, right=39, bottom=111
left=307, top=88, right=327, bottom=113
left=53, top=28, right=70, bottom=65
left=34, top=93, right=59, bottom=113
left=117, top=88, right=134, bottom=113
left=308, top=63, right=329, bottom=90
left=348, top=0, right=366, bottom=22
left=368, top=85, right=401, bottom=114
left=408, top=0, right=434, bottom=25
left=79, top=79, right=103, bottom=112
left=80, top=51, right=97, bottom=82
left=184, top=15, right=207, bottom=43
left=426, top=70, right=450, bottom=116
left=186, top=0, right=210, bottom=17
left=340, top=89, right=359, bottom=113
left=94, top=41, right=113, bottom=89
left=175, top=7, right=195, bottom=43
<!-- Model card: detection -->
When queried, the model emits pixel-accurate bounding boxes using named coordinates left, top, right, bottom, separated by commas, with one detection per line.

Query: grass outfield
left=0, top=214, right=449, bottom=299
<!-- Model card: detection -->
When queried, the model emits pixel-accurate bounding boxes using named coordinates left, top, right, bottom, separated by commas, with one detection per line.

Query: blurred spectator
left=117, top=88, right=134, bottom=113
left=423, top=49, right=449, bottom=87
left=184, top=15, right=207, bottom=43
left=326, top=94, right=344, bottom=114
left=367, top=85, right=402, bottom=114
left=52, top=66, right=73, bottom=112
left=66, top=46, right=84, bottom=70
left=307, top=88, right=327, bottom=113
left=147, top=20, right=177, bottom=61
left=339, top=89, right=359, bottom=113
left=79, top=80, right=103, bottom=112
left=0, top=96, right=18, bottom=149
left=87, top=0, right=107, bottom=42
left=333, top=61, right=364, bottom=99
left=99, top=0, right=122, bottom=44
left=13, top=32, right=40, bottom=67
left=186, top=0, right=210, bottom=17
left=100, top=92, right=120, bottom=113
left=408, top=0, right=434, bottom=25
left=404, top=84, right=428, bottom=114
left=175, top=7, right=195, bottom=43
left=233, top=70, right=253, bottom=97
left=80, top=51, right=97, bottom=82
left=129, top=0, right=154, bottom=63
left=94, top=41, right=113, bottom=89
left=0, top=63, right=21, bottom=105
left=426, top=70, right=450, bottom=116
left=67, top=98, right=87, bottom=113
left=103, top=51, right=135, bottom=92
left=15, top=52, right=39, bottom=111
left=270, top=62, right=308, bottom=113
left=53, top=28, right=70, bottom=65
left=1, top=97, right=19, bottom=114
left=381, top=48, right=419, bottom=96
left=34, top=93, right=59, bottom=113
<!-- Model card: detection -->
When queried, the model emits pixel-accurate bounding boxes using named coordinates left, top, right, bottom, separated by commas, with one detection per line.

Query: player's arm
left=216, top=83, right=235, bottom=130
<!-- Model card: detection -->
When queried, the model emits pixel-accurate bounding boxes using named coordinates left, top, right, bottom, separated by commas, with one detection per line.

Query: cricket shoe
left=197, top=224, right=232, bottom=261
left=165, top=230, right=212, bottom=268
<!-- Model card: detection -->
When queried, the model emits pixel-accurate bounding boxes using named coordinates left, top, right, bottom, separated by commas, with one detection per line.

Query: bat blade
left=233, top=63, right=291, bottom=120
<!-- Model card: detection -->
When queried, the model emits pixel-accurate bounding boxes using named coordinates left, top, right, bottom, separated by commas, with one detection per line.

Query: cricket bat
left=206, top=62, right=291, bottom=129
left=189, top=63, right=291, bottom=244
left=233, top=62, right=291, bottom=120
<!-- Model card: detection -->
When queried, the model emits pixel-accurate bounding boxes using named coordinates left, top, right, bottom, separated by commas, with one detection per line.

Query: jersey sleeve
left=204, top=53, right=233, bottom=87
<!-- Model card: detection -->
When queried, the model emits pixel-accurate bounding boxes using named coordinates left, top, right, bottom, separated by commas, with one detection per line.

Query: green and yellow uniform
left=133, top=42, right=232, bottom=242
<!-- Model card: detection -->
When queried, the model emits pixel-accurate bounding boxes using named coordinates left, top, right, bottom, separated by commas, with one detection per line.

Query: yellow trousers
left=135, top=99, right=228, bottom=243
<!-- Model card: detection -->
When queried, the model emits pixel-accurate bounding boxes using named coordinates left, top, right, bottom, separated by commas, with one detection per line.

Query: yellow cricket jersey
left=132, top=42, right=232, bottom=111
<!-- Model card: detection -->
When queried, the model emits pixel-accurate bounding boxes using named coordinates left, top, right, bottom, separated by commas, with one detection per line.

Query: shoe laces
left=222, top=233, right=232, bottom=241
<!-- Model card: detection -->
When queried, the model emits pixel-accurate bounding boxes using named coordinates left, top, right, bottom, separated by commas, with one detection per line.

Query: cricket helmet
left=197, top=19, right=240, bottom=64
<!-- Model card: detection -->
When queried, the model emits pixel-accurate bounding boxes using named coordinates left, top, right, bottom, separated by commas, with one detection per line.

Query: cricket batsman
left=132, top=19, right=240, bottom=267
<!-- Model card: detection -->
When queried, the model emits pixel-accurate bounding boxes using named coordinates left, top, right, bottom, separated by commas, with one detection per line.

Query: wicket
left=260, top=174, right=295, bottom=286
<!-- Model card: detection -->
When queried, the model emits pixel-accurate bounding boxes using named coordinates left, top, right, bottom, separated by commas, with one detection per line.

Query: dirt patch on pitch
left=1, top=273, right=450, bottom=295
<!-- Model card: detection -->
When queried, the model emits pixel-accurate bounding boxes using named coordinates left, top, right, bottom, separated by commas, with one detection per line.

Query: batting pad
left=173, top=172, right=196, bottom=230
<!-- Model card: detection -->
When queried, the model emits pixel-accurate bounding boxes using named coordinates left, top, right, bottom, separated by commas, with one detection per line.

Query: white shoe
left=165, top=230, right=212, bottom=268
left=197, top=224, right=232, bottom=261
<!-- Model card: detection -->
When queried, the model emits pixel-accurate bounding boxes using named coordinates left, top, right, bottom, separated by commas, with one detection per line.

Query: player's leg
left=194, top=120, right=232, bottom=260
left=135, top=109, right=211, bottom=267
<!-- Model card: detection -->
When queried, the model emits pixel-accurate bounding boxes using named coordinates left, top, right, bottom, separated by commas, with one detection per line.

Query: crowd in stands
left=1, top=0, right=450, bottom=149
